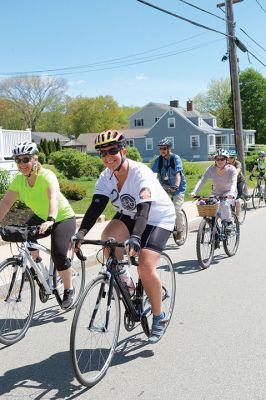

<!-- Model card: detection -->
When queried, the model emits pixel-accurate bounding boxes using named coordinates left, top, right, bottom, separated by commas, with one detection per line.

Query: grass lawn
left=46, top=161, right=255, bottom=220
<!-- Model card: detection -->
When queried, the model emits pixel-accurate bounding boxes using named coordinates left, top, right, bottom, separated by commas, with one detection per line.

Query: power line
left=239, top=27, right=266, bottom=52
left=177, top=0, right=225, bottom=21
left=256, top=0, right=266, bottom=14
left=136, top=0, right=231, bottom=37
left=36, top=39, right=224, bottom=78
left=0, top=31, right=218, bottom=76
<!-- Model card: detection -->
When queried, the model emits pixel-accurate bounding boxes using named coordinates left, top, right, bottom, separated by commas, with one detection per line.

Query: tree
left=239, top=68, right=266, bottom=143
left=66, top=95, right=129, bottom=136
left=0, top=99, right=24, bottom=129
left=0, top=75, right=67, bottom=131
left=193, top=78, right=233, bottom=127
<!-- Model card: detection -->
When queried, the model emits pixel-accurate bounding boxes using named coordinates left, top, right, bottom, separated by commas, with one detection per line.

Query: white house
left=0, top=127, right=32, bottom=177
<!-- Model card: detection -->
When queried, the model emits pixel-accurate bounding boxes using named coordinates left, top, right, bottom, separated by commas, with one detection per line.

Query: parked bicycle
left=0, top=224, right=85, bottom=346
left=250, top=174, right=266, bottom=209
left=194, top=196, right=240, bottom=269
left=70, top=238, right=176, bottom=387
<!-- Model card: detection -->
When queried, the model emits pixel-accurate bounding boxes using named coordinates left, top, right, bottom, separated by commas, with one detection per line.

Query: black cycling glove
left=126, top=235, right=141, bottom=254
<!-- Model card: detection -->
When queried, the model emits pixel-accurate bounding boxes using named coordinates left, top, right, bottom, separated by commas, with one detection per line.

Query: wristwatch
left=47, top=216, right=56, bottom=223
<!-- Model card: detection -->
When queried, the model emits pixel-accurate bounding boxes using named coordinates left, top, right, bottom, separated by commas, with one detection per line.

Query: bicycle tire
left=196, top=218, right=215, bottom=269
left=252, top=187, right=262, bottom=209
left=70, top=274, right=121, bottom=387
left=173, top=209, right=188, bottom=246
left=53, top=259, right=85, bottom=309
left=0, top=258, right=36, bottom=346
left=223, top=212, right=240, bottom=257
left=141, top=252, right=176, bottom=338
left=238, top=197, right=247, bottom=225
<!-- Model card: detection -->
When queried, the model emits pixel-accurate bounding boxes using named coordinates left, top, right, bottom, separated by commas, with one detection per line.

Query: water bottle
left=36, top=256, right=49, bottom=281
left=118, top=265, right=135, bottom=296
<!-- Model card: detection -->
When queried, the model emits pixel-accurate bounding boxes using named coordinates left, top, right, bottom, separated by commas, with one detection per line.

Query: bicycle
left=250, top=174, right=266, bottom=209
left=162, top=183, right=188, bottom=246
left=70, top=238, right=176, bottom=387
left=0, top=224, right=85, bottom=346
left=195, top=196, right=240, bottom=269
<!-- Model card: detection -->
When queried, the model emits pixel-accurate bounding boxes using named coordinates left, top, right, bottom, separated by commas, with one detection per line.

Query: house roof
left=32, top=132, right=69, bottom=144
left=62, top=139, right=86, bottom=147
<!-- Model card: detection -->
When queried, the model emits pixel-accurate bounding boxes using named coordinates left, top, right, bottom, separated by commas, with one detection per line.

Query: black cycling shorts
left=113, top=212, right=171, bottom=253
left=25, top=214, right=76, bottom=271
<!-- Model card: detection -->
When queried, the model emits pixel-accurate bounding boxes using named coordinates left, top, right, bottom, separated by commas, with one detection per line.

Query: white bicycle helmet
left=259, top=151, right=265, bottom=157
left=214, top=148, right=229, bottom=159
left=12, top=142, right=38, bottom=158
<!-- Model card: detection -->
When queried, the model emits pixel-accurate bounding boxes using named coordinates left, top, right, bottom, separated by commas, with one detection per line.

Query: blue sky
left=1, top=0, right=265, bottom=108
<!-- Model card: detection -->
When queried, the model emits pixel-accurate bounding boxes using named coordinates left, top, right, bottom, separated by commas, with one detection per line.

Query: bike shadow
left=0, top=350, right=88, bottom=399
left=172, top=253, right=228, bottom=274
left=113, top=331, right=153, bottom=365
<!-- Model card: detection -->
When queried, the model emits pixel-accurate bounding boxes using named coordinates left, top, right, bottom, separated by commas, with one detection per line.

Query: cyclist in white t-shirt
left=73, top=130, right=175, bottom=344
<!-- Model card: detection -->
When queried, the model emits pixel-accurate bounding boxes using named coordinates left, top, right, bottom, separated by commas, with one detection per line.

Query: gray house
left=78, top=100, right=256, bottom=162
left=32, top=132, right=69, bottom=146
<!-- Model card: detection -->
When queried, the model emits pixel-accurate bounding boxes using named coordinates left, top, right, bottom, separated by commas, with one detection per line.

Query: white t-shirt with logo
left=94, top=159, right=175, bottom=231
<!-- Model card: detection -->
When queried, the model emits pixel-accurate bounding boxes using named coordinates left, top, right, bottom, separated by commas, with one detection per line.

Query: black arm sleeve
left=132, top=201, right=151, bottom=238
left=78, top=194, right=109, bottom=237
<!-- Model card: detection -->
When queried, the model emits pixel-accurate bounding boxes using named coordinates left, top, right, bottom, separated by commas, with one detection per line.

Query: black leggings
left=25, top=214, right=76, bottom=271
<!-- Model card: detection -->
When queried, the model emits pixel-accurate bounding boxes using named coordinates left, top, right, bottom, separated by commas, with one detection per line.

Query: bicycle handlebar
left=73, top=238, right=125, bottom=261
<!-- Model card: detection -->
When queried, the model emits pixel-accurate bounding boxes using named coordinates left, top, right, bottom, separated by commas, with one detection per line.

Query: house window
left=127, top=139, right=135, bottom=147
left=146, top=138, right=153, bottom=150
left=230, top=134, right=235, bottom=145
left=208, top=135, right=215, bottom=146
left=247, top=134, right=255, bottom=145
left=213, top=118, right=217, bottom=127
left=216, top=135, right=228, bottom=147
left=169, top=109, right=173, bottom=116
left=168, top=118, right=175, bottom=128
left=134, top=118, right=144, bottom=127
left=198, top=117, right=203, bottom=127
left=190, top=135, right=200, bottom=148
left=155, top=117, right=160, bottom=123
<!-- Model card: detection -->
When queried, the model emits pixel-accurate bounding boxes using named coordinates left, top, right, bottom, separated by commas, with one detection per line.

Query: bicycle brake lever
left=76, top=248, right=87, bottom=261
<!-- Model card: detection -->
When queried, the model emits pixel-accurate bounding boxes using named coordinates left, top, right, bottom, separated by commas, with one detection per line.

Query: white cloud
left=77, top=79, right=86, bottom=85
left=135, top=74, right=148, bottom=81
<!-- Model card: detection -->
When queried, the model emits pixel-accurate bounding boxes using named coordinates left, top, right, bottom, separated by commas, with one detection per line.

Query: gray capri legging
left=25, top=214, right=76, bottom=271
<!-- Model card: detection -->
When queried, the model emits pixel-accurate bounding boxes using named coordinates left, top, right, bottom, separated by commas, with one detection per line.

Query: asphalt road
left=1, top=204, right=266, bottom=400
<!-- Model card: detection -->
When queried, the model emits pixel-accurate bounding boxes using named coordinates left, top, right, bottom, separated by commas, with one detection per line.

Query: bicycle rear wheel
left=0, top=258, right=36, bottom=346
left=223, top=212, right=240, bottom=257
left=53, top=258, right=85, bottom=309
left=141, top=253, right=176, bottom=338
left=252, top=187, right=262, bottom=209
left=237, top=197, right=247, bottom=225
left=196, top=218, right=215, bottom=269
left=173, top=209, right=188, bottom=246
left=70, top=274, right=121, bottom=387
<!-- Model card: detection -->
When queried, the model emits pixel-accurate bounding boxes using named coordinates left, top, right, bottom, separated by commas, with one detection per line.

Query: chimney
left=169, top=100, right=179, bottom=108
left=186, top=100, right=193, bottom=111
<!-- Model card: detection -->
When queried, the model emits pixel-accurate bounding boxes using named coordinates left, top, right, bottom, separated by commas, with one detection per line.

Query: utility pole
left=217, top=0, right=246, bottom=178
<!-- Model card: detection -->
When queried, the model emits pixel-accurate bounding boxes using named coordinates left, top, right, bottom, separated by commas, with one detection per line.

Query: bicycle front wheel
left=141, top=253, right=176, bottom=337
left=0, top=259, right=36, bottom=346
left=53, top=259, right=85, bottom=309
left=173, top=209, right=188, bottom=246
left=196, top=218, right=215, bottom=269
left=70, top=275, right=121, bottom=387
left=252, top=187, right=262, bottom=209
left=223, top=212, right=240, bottom=257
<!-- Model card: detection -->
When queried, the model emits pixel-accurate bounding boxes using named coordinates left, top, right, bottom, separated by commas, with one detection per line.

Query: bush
left=126, top=146, right=142, bottom=162
left=37, top=152, right=46, bottom=164
left=0, top=169, right=10, bottom=194
left=49, top=149, right=89, bottom=179
left=86, top=155, right=105, bottom=178
left=59, top=181, right=87, bottom=200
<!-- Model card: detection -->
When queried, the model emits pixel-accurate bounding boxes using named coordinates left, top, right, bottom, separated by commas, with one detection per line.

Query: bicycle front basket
left=1, top=225, right=29, bottom=242
left=196, top=201, right=220, bottom=217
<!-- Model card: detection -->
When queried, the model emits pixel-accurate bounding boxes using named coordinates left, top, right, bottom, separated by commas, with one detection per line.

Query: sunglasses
left=215, top=157, right=226, bottom=161
left=159, top=147, right=168, bottom=151
left=99, top=148, right=120, bottom=157
left=15, top=156, right=31, bottom=164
